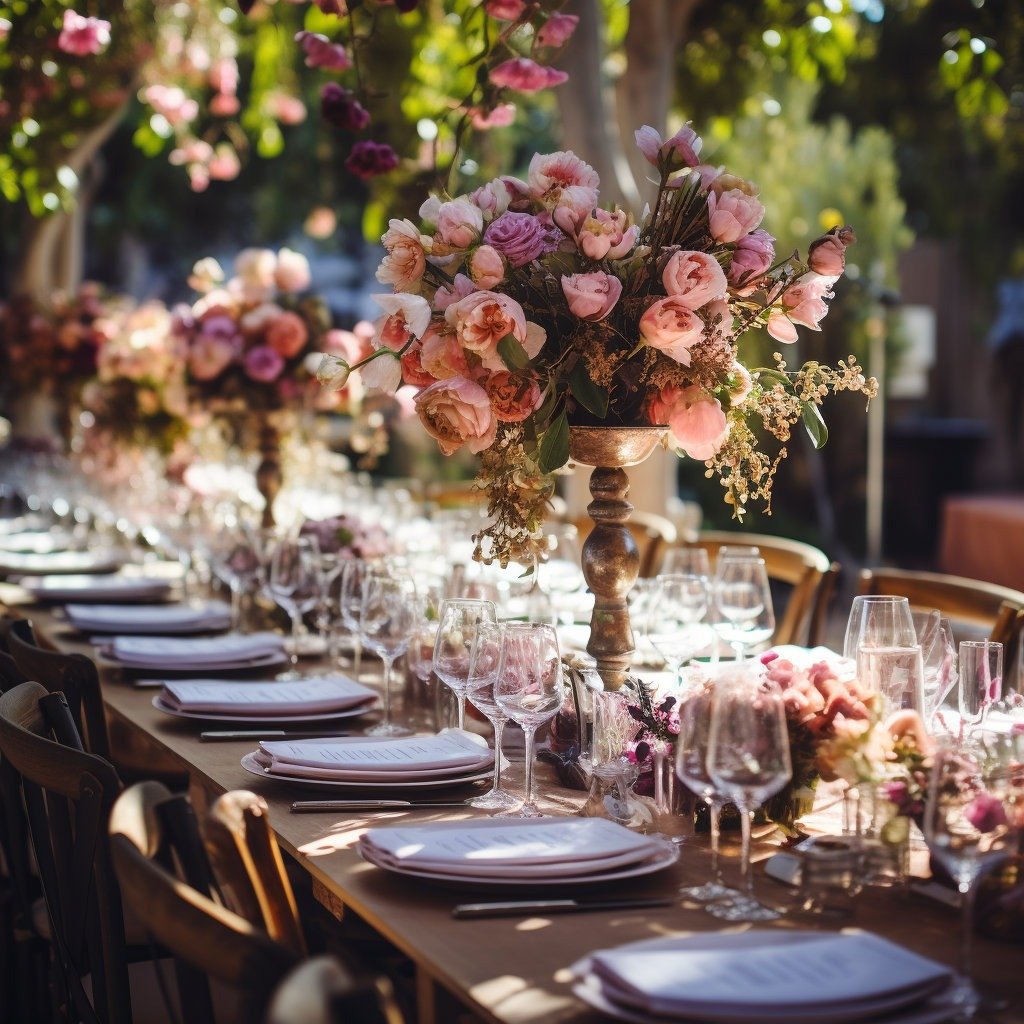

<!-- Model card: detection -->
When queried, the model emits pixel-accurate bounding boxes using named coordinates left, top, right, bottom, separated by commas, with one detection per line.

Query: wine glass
left=713, top=558, right=774, bottom=661
left=959, top=641, right=1003, bottom=739
left=912, top=610, right=957, bottom=726
left=646, top=574, right=711, bottom=686
left=268, top=535, right=321, bottom=678
left=843, top=595, right=915, bottom=661
left=661, top=546, right=711, bottom=579
left=494, top=622, right=565, bottom=818
left=360, top=573, right=417, bottom=737
left=716, top=545, right=760, bottom=569
left=537, top=525, right=584, bottom=625
left=675, top=685, right=742, bottom=904
left=857, top=643, right=926, bottom=715
left=339, top=559, right=381, bottom=681
left=465, top=622, right=517, bottom=811
left=432, top=599, right=498, bottom=730
left=923, top=743, right=1021, bottom=1017
left=208, top=518, right=251, bottom=631
left=706, top=672, right=792, bottom=921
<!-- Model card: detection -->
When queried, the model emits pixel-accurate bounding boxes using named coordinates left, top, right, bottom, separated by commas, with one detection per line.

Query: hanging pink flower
left=345, top=140, right=399, bottom=179
left=635, top=124, right=702, bottom=171
left=808, top=225, right=856, bottom=278
left=143, top=85, right=199, bottom=127
left=490, top=58, right=569, bottom=93
left=57, top=10, right=111, bottom=57
left=265, top=92, right=307, bottom=125
left=207, top=145, right=240, bottom=181
left=320, top=83, right=370, bottom=131
left=295, top=31, right=352, bottom=70
left=485, top=0, right=527, bottom=19
left=767, top=275, right=834, bottom=343
left=538, top=13, right=579, bottom=47
left=469, top=104, right=516, bottom=130
left=209, top=94, right=241, bottom=117
left=650, top=386, right=730, bottom=461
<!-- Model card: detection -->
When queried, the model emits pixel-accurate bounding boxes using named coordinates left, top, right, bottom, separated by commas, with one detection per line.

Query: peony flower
left=808, top=225, right=856, bottom=279
left=420, top=327, right=470, bottom=380
left=561, top=272, right=622, bottom=321
left=415, top=377, right=497, bottom=455
left=485, top=0, right=526, bottom=18
left=274, top=248, right=311, bottom=293
left=445, top=290, right=544, bottom=371
left=728, top=229, right=775, bottom=290
left=650, top=386, right=730, bottom=460
left=244, top=345, right=285, bottom=383
left=469, top=104, right=516, bottom=131
left=435, top=198, right=484, bottom=250
left=767, top=275, right=834, bottom=343
left=376, top=219, right=427, bottom=291
left=433, top=273, right=476, bottom=312
left=528, top=150, right=600, bottom=230
left=469, top=180, right=512, bottom=220
left=662, top=250, right=728, bottom=309
left=266, top=312, right=309, bottom=358
left=708, top=188, right=765, bottom=244
left=490, top=57, right=569, bottom=93
left=235, top=248, right=277, bottom=291
left=469, top=245, right=505, bottom=289
left=483, top=212, right=550, bottom=268
left=576, top=207, right=637, bottom=260
left=484, top=371, right=541, bottom=422
left=345, top=140, right=399, bottom=179
left=634, top=123, right=702, bottom=171
left=188, top=257, right=224, bottom=294
left=639, top=296, right=705, bottom=365
left=57, top=10, right=111, bottom=56
left=189, top=334, right=235, bottom=381
left=538, top=13, right=579, bottom=47
left=295, top=30, right=351, bottom=70
left=399, top=340, right=437, bottom=388
left=320, top=83, right=370, bottom=132
left=965, top=792, right=1008, bottom=833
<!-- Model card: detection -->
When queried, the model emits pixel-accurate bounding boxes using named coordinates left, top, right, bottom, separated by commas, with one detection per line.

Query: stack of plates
left=358, top=817, right=679, bottom=889
left=155, top=675, right=379, bottom=723
left=571, top=931, right=954, bottom=1024
left=67, top=601, right=232, bottom=635
left=1, top=549, right=127, bottom=576
left=19, top=574, right=174, bottom=603
left=242, top=729, right=495, bottom=791
left=98, top=632, right=286, bottom=672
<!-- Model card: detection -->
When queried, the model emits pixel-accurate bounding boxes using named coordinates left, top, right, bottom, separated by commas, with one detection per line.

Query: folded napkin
left=109, top=632, right=283, bottom=666
left=68, top=601, right=232, bottom=633
left=161, top=676, right=375, bottom=716
left=1, top=549, right=125, bottom=575
left=21, top=574, right=172, bottom=600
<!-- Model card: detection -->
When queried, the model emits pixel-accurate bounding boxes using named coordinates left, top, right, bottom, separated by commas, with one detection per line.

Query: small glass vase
left=857, top=781, right=910, bottom=887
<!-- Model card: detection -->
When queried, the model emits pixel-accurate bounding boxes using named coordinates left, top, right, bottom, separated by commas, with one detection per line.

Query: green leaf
left=497, top=334, right=531, bottom=370
left=569, top=363, right=609, bottom=418
left=801, top=402, right=829, bottom=449
left=755, top=368, right=792, bottom=390
left=537, top=411, right=569, bottom=474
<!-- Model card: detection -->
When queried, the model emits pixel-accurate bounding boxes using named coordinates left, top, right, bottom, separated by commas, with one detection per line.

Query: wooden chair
left=203, top=790, right=307, bottom=957
left=109, top=781, right=299, bottom=1024
left=568, top=511, right=678, bottom=580
left=265, top=956, right=405, bottom=1024
left=0, top=681, right=131, bottom=1024
left=666, top=531, right=840, bottom=647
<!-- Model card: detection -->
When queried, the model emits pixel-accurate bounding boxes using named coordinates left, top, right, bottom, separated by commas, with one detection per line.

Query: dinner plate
left=99, top=650, right=287, bottom=673
left=0, top=549, right=127, bottom=576
left=240, top=750, right=495, bottom=791
left=19, top=575, right=174, bottom=602
left=152, top=693, right=380, bottom=724
left=0, top=530, right=76, bottom=554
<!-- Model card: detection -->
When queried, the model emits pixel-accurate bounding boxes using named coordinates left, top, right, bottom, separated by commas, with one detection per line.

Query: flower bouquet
left=319, top=120, right=876, bottom=566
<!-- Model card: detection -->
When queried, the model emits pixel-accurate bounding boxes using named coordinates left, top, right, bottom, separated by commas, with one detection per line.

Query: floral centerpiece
left=299, top=514, right=390, bottom=561
left=319, top=120, right=877, bottom=566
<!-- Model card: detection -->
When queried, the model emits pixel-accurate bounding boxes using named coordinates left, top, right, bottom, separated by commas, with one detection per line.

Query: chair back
left=568, top=511, right=677, bottom=580
left=265, top=956, right=405, bottom=1024
left=204, top=790, right=307, bottom=957
left=7, top=618, right=111, bottom=760
left=109, top=782, right=298, bottom=1024
left=668, top=531, right=839, bottom=647
left=0, top=681, right=129, bottom=1024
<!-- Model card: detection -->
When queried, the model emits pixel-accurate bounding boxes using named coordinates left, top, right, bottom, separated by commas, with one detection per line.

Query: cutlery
left=200, top=730, right=354, bottom=742
left=452, top=897, right=674, bottom=920
left=290, top=799, right=474, bottom=813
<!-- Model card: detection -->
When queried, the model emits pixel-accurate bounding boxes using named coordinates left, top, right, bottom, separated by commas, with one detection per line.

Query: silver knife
left=200, top=730, right=353, bottom=742
left=452, top=897, right=674, bottom=919
left=290, top=799, right=472, bottom=812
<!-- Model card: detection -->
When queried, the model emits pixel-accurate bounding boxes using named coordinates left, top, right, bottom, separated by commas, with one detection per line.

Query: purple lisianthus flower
left=244, top=345, right=285, bottom=383
left=483, top=211, right=551, bottom=268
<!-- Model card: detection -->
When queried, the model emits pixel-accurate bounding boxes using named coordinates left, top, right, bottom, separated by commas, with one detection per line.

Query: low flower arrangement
left=299, top=514, right=390, bottom=560
left=319, top=119, right=877, bottom=565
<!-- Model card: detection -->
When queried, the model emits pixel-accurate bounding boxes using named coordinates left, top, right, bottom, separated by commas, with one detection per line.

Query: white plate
left=0, top=550, right=126, bottom=575
left=19, top=575, right=174, bottom=602
left=240, top=750, right=495, bottom=791
left=0, top=531, right=75, bottom=554
left=152, top=693, right=379, bottom=724
left=99, top=650, right=287, bottom=673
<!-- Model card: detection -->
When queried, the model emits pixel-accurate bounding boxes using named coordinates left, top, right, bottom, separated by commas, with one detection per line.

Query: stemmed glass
left=912, top=610, right=957, bottom=726
left=339, top=559, right=380, bottom=681
left=713, top=558, right=774, bottom=661
left=647, top=574, right=711, bottom=686
left=958, top=641, right=1003, bottom=739
left=494, top=622, right=566, bottom=818
left=675, top=686, right=741, bottom=904
left=360, top=573, right=417, bottom=737
left=209, top=519, right=250, bottom=631
left=923, top=743, right=1021, bottom=1017
left=661, top=546, right=711, bottom=578
left=843, top=595, right=915, bottom=662
left=537, top=525, right=584, bottom=625
left=464, top=622, right=517, bottom=811
left=706, top=673, right=792, bottom=921
left=268, top=535, right=321, bottom=678
left=432, top=599, right=498, bottom=731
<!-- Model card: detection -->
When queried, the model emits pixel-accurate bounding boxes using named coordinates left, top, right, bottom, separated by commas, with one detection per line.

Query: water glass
left=339, top=559, right=381, bottom=681
left=432, top=599, right=498, bottom=730
left=713, top=558, right=774, bottom=660
left=268, top=535, right=321, bottom=677
left=958, top=641, right=1003, bottom=738
left=647, top=574, right=711, bottom=685
left=360, top=573, right=417, bottom=736
left=843, top=595, right=915, bottom=662
left=857, top=644, right=925, bottom=715
left=661, top=546, right=711, bottom=578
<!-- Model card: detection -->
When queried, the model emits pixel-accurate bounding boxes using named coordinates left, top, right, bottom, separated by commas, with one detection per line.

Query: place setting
left=17, top=571, right=177, bottom=603
left=65, top=599, right=233, bottom=635
left=95, top=631, right=288, bottom=673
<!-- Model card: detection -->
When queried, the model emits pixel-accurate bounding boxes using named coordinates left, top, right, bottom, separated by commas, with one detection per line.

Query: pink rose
left=469, top=245, right=505, bottom=289
left=345, top=140, right=398, bottom=179
left=650, top=386, right=729, bottom=461
left=767, top=275, right=834, bottom=343
left=485, top=0, right=526, bottom=18
left=576, top=207, right=637, bottom=260
left=469, top=180, right=512, bottom=219
left=561, top=272, right=622, bottom=322
left=244, top=345, right=285, bottom=383
left=728, top=229, right=775, bottom=291
left=708, top=188, right=765, bottom=244
left=189, top=334, right=235, bottom=381
left=433, top=273, right=476, bottom=312
left=274, top=248, right=311, bottom=293
left=538, top=13, right=579, bottom=47
left=445, top=290, right=543, bottom=370
left=484, top=371, right=541, bottom=423
left=662, top=250, right=728, bottom=309
left=266, top=312, right=309, bottom=358
left=57, top=9, right=111, bottom=56
left=377, top=219, right=426, bottom=291
left=420, top=327, right=470, bottom=380
left=808, top=225, right=856, bottom=278
left=469, top=104, right=516, bottom=131
left=435, top=198, right=484, bottom=250
left=528, top=150, right=600, bottom=230
left=400, top=340, right=437, bottom=388
left=415, top=377, right=497, bottom=455
left=490, top=58, right=569, bottom=93
left=295, top=31, right=351, bottom=70
left=634, top=124, right=702, bottom=171
left=483, top=212, right=550, bottom=268
left=639, top=296, right=705, bottom=365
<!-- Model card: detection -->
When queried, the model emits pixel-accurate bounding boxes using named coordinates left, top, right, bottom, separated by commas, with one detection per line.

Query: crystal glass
left=713, top=558, right=774, bottom=661
left=661, top=546, right=711, bottom=579
left=339, top=559, right=381, bottom=681
left=537, top=525, right=584, bottom=625
left=843, top=595, right=915, bottom=662
left=268, top=535, right=321, bottom=677
left=958, top=641, right=1003, bottom=739
left=360, top=573, right=417, bottom=737
left=923, top=743, right=1021, bottom=1017
left=465, top=622, right=517, bottom=811
left=857, top=643, right=925, bottom=715
left=587, top=688, right=642, bottom=826
left=432, top=599, right=498, bottom=730
left=209, top=517, right=251, bottom=630
left=706, top=673, right=792, bottom=921
left=495, top=622, right=565, bottom=818
left=715, top=545, right=760, bottom=569
left=647, top=574, right=712, bottom=685
left=912, top=610, right=957, bottom=727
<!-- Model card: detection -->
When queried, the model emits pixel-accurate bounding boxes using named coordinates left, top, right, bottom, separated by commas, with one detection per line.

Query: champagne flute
left=958, top=641, right=1003, bottom=739
left=360, top=573, right=417, bottom=736
left=432, top=599, right=498, bottom=730
left=646, top=574, right=711, bottom=686
left=268, top=535, right=321, bottom=678
left=706, top=673, right=792, bottom=921
left=495, top=622, right=565, bottom=818
left=713, top=558, right=774, bottom=661
left=465, top=622, right=517, bottom=811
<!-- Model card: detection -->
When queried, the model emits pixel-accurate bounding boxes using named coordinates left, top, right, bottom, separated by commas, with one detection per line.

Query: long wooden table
left=7, top=590, right=1024, bottom=1023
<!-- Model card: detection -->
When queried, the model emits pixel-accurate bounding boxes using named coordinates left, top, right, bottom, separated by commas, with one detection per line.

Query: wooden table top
left=7, top=588, right=1024, bottom=1024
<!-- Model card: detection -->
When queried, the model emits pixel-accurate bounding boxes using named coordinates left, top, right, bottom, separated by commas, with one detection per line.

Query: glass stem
left=958, top=879, right=976, bottom=980
left=709, top=798, right=723, bottom=882
left=740, top=807, right=754, bottom=898
left=230, top=584, right=242, bottom=631
left=381, top=657, right=393, bottom=729
left=523, top=726, right=537, bottom=809
left=353, top=635, right=362, bottom=680
left=733, top=642, right=745, bottom=663
left=289, top=610, right=302, bottom=667
left=490, top=718, right=505, bottom=793
left=456, top=693, right=466, bottom=731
